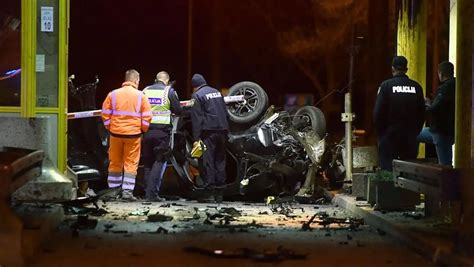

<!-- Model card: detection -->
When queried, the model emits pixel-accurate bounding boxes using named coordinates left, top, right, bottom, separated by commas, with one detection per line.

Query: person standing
left=190, top=73, right=229, bottom=202
left=101, top=69, right=152, bottom=201
left=417, top=61, right=456, bottom=166
left=142, top=71, right=182, bottom=201
left=374, top=56, right=425, bottom=171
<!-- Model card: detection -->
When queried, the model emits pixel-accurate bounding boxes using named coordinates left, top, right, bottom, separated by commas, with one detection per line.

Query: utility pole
left=186, top=0, right=193, bottom=98
left=343, top=25, right=356, bottom=182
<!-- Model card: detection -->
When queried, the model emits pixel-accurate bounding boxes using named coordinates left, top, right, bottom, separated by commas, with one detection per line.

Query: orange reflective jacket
left=102, top=81, right=152, bottom=136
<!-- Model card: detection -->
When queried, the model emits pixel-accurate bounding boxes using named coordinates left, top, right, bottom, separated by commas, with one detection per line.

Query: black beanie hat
left=191, top=73, right=207, bottom=88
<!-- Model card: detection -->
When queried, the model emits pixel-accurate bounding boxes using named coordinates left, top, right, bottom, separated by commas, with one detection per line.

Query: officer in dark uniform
left=142, top=71, right=182, bottom=201
left=190, top=73, right=229, bottom=202
left=374, top=56, right=425, bottom=171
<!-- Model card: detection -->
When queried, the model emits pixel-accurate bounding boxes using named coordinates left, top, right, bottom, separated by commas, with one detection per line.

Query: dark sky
left=69, top=0, right=322, bottom=104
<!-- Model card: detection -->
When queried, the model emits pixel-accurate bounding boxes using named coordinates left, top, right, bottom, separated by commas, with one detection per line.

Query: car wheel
left=292, top=106, right=326, bottom=137
left=227, top=81, right=269, bottom=126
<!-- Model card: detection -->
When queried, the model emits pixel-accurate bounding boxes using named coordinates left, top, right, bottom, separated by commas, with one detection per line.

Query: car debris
left=214, top=220, right=265, bottom=230
left=110, top=230, right=128, bottom=234
left=267, top=196, right=298, bottom=218
left=152, top=226, right=169, bottom=234
left=59, top=187, right=121, bottom=209
left=147, top=212, right=173, bottom=222
left=218, top=207, right=242, bottom=217
left=128, top=207, right=150, bottom=216
left=300, top=212, right=364, bottom=231
left=183, top=245, right=307, bottom=262
left=403, top=212, right=423, bottom=220
left=301, top=213, right=319, bottom=231
left=64, top=206, right=108, bottom=216
left=70, top=215, right=98, bottom=230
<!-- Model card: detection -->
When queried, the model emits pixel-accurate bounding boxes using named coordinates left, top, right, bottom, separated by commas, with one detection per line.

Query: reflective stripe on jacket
left=143, top=85, right=171, bottom=125
left=101, top=81, right=152, bottom=135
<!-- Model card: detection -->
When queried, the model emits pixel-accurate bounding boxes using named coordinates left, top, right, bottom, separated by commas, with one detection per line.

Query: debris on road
left=403, top=212, right=423, bottom=220
left=65, top=206, right=108, bottom=216
left=147, top=212, right=173, bottom=222
left=218, top=207, right=242, bottom=217
left=128, top=207, right=150, bottom=216
left=214, top=220, right=265, bottom=230
left=70, top=215, right=98, bottom=230
left=301, top=213, right=319, bottom=231
left=300, top=212, right=364, bottom=231
left=183, top=246, right=307, bottom=262
left=154, top=226, right=169, bottom=234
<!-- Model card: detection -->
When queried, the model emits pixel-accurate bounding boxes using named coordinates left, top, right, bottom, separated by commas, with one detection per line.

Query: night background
left=69, top=0, right=447, bottom=142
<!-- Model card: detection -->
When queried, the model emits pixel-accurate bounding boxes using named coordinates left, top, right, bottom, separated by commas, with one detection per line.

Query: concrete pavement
left=333, top=193, right=474, bottom=267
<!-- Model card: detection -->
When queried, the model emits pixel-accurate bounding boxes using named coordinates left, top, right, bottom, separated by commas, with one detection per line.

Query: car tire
left=293, top=106, right=326, bottom=137
left=227, top=81, right=269, bottom=126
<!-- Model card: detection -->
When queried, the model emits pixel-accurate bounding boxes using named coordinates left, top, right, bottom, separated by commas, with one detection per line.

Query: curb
left=333, top=194, right=473, bottom=267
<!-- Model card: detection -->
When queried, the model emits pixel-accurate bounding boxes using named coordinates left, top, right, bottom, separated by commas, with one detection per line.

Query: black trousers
left=142, top=128, right=170, bottom=198
left=200, top=131, right=227, bottom=187
left=377, top=130, right=418, bottom=171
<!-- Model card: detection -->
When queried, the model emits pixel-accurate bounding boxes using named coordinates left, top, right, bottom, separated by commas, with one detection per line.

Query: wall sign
left=41, top=6, right=54, bottom=32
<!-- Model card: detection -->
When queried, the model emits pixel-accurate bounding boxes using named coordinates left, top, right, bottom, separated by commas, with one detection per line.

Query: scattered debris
left=71, top=215, right=98, bottom=230
left=183, top=246, right=307, bottom=262
left=64, top=206, right=108, bottom=216
left=218, top=207, right=242, bottom=217
left=214, top=220, right=264, bottom=230
left=60, top=187, right=121, bottom=209
left=141, top=202, right=152, bottom=205
left=103, top=223, right=115, bottom=232
left=403, top=212, right=423, bottom=220
left=171, top=202, right=185, bottom=206
left=147, top=212, right=173, bottom=222
left=301, top=213, right=319, bottom=231
left=128, top=207, right=150, bottom=216
left=160, top=203, right=171, bottom=208
left=258, top=211, right=269, bottom=215
left=110, top=230, right=128, bottom=234
left=154, top=226, right=169, bottom=234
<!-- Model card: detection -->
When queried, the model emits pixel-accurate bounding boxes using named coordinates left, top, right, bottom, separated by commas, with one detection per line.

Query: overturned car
left=67, top=79, right=345, bottom=199
left=170, top=82, right=345, bottom=199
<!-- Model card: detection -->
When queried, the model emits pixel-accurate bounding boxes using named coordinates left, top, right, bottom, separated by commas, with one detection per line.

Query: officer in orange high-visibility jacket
left=101, top=69, right=152, bottom=201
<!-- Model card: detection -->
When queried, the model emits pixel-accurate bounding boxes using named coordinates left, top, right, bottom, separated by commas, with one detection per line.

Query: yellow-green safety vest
left=143, top=85, right=171, bottom=125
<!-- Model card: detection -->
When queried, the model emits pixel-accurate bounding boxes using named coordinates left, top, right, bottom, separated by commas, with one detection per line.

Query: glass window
left=0, top=0, right=21, bottom=106
left=36, top=0, right=59, bottom=107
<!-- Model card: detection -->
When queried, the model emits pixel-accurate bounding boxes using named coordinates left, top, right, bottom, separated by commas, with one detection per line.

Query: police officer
left=374, top=56, right=425, bottom=171
left=190, top=73, right=229, bottom=202
left=142, top=71, right=182, bottom=201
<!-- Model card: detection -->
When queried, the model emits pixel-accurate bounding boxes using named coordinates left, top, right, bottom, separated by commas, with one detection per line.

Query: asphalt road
left=29, top=201, right=434, bottom=267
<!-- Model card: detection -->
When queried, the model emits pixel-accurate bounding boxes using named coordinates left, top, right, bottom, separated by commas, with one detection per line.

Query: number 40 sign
left=41, top=6, right=54, bottom=32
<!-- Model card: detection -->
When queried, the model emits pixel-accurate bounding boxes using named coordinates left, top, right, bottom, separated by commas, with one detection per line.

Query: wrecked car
left=170, top=82, right=344, bottom=199
left=67, top=79, right=345, bottom=199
